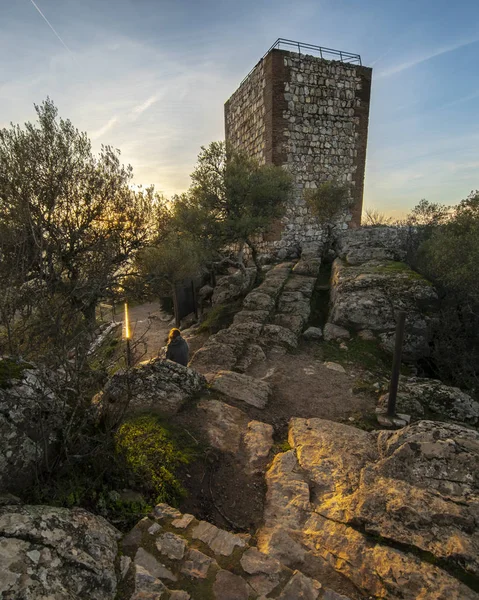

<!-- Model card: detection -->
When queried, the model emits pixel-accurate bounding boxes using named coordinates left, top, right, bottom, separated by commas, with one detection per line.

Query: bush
left=405, top=194, right=479, bottom=394
left=304, top=181, right=353, bottom=223
left=25, top=413, right=194, bottom=531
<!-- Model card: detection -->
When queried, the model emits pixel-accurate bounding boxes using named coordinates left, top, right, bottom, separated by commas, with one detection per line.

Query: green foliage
left=418, top=193, right=479, bottom=303
left=304, top=180, right=353, bottom=224
left=271, top=440, right=292, bottom=455
left=171, top=141, right=292, bottom=261
left=115, top=415, right=192, bottom=505
left=406, top=193, right=479, bottom=392
left=137, top=233, right=204, bottom=298
left=0, top=99, right=154, bottom=361
left=25, top=414, right=194, bottom=531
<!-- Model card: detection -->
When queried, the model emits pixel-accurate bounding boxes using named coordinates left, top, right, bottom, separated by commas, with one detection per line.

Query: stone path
left=119, top=502, right=348, bottom=600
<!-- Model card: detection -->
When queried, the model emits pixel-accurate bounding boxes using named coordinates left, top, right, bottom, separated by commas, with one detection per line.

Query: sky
left=1, top=0, right=479, bottom=217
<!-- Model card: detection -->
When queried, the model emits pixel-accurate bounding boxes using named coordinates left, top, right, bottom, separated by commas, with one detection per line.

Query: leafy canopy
left=171, top=141, right=292, bottom=254
left=0, top=99, right=153, bottom=358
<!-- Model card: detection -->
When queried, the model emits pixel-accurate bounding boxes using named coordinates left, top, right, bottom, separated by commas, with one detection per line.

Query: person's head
left=168, top=328, right=181, bottom=343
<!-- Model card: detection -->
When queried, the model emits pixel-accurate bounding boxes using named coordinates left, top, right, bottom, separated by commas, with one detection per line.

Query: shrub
left=304, top=181, right=353, bottom=223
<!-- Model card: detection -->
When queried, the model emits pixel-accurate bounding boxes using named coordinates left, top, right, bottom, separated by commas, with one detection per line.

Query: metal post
left=387, top=311, right=406, bottom=416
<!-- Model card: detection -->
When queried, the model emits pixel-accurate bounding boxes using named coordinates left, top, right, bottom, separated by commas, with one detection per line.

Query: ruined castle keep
left=225, top=39, right=372, bottom=257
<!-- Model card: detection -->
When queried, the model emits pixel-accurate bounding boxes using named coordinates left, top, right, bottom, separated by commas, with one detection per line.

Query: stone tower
left=224, top=39, right=372, bottom=258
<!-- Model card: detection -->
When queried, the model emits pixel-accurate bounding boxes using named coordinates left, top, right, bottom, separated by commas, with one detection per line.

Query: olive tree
left=0, top=99, right=153, bottom=359
left=173, top=141, right=292, bottom=267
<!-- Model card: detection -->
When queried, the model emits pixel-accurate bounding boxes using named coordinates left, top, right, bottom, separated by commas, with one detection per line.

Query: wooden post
left=387, top=311, right=406, bottom=417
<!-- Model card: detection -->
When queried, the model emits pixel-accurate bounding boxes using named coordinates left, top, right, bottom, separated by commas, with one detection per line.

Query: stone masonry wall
left=225, top=48, right=372, bottom=260
left=224, top=61, right=266, bottom=164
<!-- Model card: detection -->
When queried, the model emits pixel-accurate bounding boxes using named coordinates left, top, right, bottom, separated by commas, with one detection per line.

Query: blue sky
left=1, top=0, right=478, bottom=216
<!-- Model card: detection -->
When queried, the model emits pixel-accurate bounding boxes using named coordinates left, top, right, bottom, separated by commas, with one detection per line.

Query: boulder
left=0, top=504, right=120, bottom=599
left=277, top=292, right=311, bottom=321
left=243, top=421, right=274, bottom=474
left=345, top=246, right=397, bottom=265
left=233, top=310, right=270, bottom=325
left=273, top=313, right=306, bottom=336
left=95, top=358, right=206, bottom=421
left=335, top=227, right=409, bottom=262
left=329, top=258, right=438, bottom=360
left=303, top=327, right=323, bottom=341
left=0, top=358, right=68, bottom=494
left=323, top=323, right=351, bottom=341
left=197, top=400, right=273, bottom=475
left=197, top=400, right=248, bottom=454
left=212, top=267, right=257, bottom=305
left=379, top=376, right=479, bottom=426
left=189, top=343, right=237, bottom=374
left=283, top=276, right=317, bottom=298
left=292, top=258, right=321, bottom=277
left=259, top=418, right=479, bottom=599
left=210, top=370, right=272, bottom=409
left=243, top=291, right=275, bottom=313
left=261, top=325, right=298, bottom=352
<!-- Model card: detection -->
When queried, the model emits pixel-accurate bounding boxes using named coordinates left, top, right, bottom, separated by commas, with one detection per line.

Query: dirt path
left=245, top=341, right=376, bottom=438
left=113, top=302, right=172, bottom=361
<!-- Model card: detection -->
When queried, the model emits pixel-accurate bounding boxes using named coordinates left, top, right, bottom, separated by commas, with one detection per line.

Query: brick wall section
left=225, top=48, right=372, bottom=258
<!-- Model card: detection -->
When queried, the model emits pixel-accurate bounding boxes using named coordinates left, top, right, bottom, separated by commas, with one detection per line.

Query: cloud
left=91, top=117, right=119, bottom=140
left=131, top=95, right=159, bottom=119
left=376, top=37, right=479, bottom=79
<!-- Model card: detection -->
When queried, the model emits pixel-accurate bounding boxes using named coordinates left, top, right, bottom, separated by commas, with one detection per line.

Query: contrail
left=29, top=0, right=73, bottom=54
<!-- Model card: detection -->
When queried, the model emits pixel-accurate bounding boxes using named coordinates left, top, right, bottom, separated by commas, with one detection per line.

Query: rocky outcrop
left=210, top=370, right=272, bottom=409
left=0, top=358, right=68, bottom=494
left=335, top=227, right=409, bottom=264
left=212, top=267, right=257, bottom=305
left=259, top=418, right=479, bottom=599
left=379, top=376, right=479, bottom=426
left=0, top=502, right=120, bottom=599
left=329, top=258, right=438, bottom=360
left=197, top=399, right=274, bottom=475
left=95, top=358, right=206, bottom=422
left=119, top=502, right=346, bottom=599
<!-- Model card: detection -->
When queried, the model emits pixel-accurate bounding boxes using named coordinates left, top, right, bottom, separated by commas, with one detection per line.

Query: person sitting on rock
left=165, top=328, right=189, bottom=366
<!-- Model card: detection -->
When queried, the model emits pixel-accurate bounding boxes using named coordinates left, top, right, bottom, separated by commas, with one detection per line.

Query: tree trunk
left=82, top=302, right=97, bottom=329
left=245, top=239, right=260, bottom=279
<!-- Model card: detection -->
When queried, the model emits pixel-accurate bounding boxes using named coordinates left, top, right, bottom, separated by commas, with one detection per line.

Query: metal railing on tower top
left=238, top=38, right=362, bottom=87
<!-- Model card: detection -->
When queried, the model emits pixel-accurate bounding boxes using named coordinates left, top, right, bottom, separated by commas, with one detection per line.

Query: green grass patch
left=318, top=337, right=411, bottom=380
left=321, top=337, right=391, bottom=374
left=115, top=414, right=193, bottom=505
left=370, top=261, right=430, bottom=283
